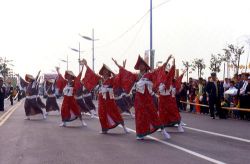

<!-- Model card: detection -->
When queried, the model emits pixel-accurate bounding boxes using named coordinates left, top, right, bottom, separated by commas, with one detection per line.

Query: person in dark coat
left=179, top=82, right=187, bottom=111
left=238, top=74, right=249, bottom=120
left=9, top=85, right=14, bottom=106
left=206, top=73, right=226, bottom=119
left=245, top=76, right=250, bottom=120
left=0, top=77, right=6, bottom=111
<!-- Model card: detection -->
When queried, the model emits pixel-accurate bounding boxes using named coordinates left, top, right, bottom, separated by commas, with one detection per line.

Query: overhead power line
left=96, top=0, right=172, bottom=49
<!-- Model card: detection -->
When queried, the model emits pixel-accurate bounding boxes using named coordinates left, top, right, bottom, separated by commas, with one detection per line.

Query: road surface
left=0, top=98, right=249, bottom=164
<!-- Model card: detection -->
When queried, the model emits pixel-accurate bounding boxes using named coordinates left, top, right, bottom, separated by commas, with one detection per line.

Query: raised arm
left=55, top=66, right=60, bottom=75
left=55, top=67, right=67, bottom=93
left=79, top=58, right=87, bottom=68
left=172, top=57, right=175, bottom=67
left=162, top=54, right=173, bottom=67
left=35, top=70, right=41, bottom=82
left=80, top=58, right=101, bottom=91
left=122, top=59, right=127, bottom=68
left=176, top=70, right=186, bottom=92
left=74, top=64, right=84, bottom=90
left=112, top=58, right=122, bottom=68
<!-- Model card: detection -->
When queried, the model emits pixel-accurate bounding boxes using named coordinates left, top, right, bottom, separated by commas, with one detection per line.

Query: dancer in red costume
left=56, top=66, right=87, bottom=127
left=74, top=67, right=94, bottom=118
left=112, top=55, right=172, bottom=140
left=81, top=59, right=129, bottom=134
left=157, top=57, right=185, bottom=133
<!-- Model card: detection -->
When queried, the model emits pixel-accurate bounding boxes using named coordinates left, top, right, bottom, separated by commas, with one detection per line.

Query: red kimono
left=83, top=66, right=124, bottom=132
left=158, top=66, right=181, bottom=127
left=118, top=67, right=162, bottom=138
left=57, top=73, right=82, bottom=122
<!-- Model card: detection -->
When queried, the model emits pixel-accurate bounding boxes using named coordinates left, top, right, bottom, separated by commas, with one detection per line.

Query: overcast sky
left=1, top=0, right=250, bottom=80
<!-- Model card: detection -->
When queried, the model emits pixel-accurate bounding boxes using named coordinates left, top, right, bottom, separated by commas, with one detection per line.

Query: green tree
left=209, top=54, right=222, bottom=73
left=182, top=60, right=191, bottom=82
left=223, top=44, right=244, bottom=75
left=191, top=58, right=206, bottom=78
left=0, top=59, right=11, bottom=81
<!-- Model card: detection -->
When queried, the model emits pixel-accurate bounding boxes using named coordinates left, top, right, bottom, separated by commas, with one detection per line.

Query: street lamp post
left=70, top=42, right=84, bottom=73
left=79, top=28, right=99, bottom=72
left=150, top=0, right=154, bottom=69
left=60, top=54, right=69, bottom=70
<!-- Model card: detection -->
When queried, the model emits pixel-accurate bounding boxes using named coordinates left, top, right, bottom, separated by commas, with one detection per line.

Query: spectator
left=206, top=73, right=226, bottom=119
left=0, top=77, right=6, bottom=111
left=200, top=79, right=209, bottom=114
left=189, top=81, right=196, bottom=113
left=223, top=78, right=230, bottom=92
left=245, top=76, right=250, bottom=120
left=239, top=73, right=249, bottom=120
left=197, top=78, right=204, bottom=98
left=179, top=82, right=188, bottom=111
left=9, top=84, right=14, bottom=106
left=224, top=80, right=238, bottom=119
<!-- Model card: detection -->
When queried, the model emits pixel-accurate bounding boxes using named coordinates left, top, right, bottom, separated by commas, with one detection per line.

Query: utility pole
left=79, top=28, right=98, bottom=72
left=92, top=28, right=95, bottom=71
left=150, top=0, right=154, bottom=69
left=66, top=54, right=69, bottom=71
left=78, top=42, right=81, bottom=73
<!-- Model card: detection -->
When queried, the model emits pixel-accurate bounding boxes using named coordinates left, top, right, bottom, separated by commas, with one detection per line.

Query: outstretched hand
left=122, top=59, right=127, bottom=68
left=80, top=58, right=87, bottom=66
left=55, top=66, right=60, bottom=73
left=112, top=58, right=120, bottom=68
left=163, top=54, right=173, bottom=66
left=167, top=54, right=173, bottom=63
left=172, top=58, right=175, bottom=66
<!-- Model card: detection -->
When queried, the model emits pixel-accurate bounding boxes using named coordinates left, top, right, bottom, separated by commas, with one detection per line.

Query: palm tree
left=182, top=60, right=191, bottom=82
left=191, top=58, right=206, bottom=78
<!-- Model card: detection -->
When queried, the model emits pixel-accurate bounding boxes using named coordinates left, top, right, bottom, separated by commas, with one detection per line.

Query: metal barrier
left=180, top=101, right=250, bottom=112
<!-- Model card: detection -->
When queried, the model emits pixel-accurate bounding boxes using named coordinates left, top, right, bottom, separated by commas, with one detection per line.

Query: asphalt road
left=0, top=98, right=249, bottom=164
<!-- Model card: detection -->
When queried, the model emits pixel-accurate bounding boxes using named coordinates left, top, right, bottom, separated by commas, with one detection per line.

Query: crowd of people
left=0, top=78, right=25, bottom=112
left=18, top=54, right=186, bottom=140
left=177, top=73, right=250, bottom=120
left=2, top=54, right=250, bottom=142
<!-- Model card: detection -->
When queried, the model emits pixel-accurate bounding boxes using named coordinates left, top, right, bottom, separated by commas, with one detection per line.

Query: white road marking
left=0, top=101, right=23, bottom=122
left=184, top=126, right=250, bottom=143
left=121, top=126, right=226, bottom=164
left=93, top=116, right=225, bottom=164
left=0, top=106, right=16, bottom=122
left=0, top=102, right=22, bottom=126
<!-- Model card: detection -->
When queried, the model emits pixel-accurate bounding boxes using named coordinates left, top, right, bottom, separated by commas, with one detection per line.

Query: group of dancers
left=22, top=54, right=185, bottom=140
